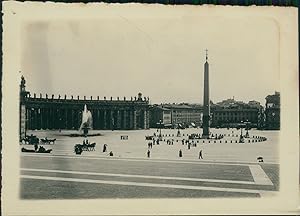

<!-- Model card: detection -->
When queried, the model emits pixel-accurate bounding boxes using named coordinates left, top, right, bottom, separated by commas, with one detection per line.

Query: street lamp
left=245, top=119, right=249, bottom=138
left=59, top=117, right=62, bottom=132
left=158, top=119, right=163, bottom=141
left=272, top=112, right=276, bottom=129
left=239, top=120, right=244, bottom=143
left=177, top=123, right=181, bottom=137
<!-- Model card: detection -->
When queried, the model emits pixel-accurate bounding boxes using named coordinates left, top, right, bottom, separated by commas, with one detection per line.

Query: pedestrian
left=147, top=150, right=150, bottom=158
left=188, top=143, right=190, bottom=150
left=103, top=144, right=107, bottom=152
left=34, top=143, right=38, bottom=152
left=199, top=150, right=203, bottom=159
left=182, top=139, right=184, bottom=145
left=179, top=149, right=183, bottom=158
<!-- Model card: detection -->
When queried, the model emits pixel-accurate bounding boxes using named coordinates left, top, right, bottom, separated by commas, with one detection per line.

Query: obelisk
left=202, top=50, right=210, bottom=138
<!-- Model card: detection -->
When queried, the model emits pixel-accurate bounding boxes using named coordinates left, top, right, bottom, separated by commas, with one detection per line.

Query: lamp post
left=59, top=117, right=62, bottom=132
left=239, top=120, right=244, bottom=143
left=158, top=119, right=163, bottom=141
left=245, top=119, right=249, bottom=138
left=177, top=123, right=181, bottom=137
left=272, top=112, right=276, bottom=129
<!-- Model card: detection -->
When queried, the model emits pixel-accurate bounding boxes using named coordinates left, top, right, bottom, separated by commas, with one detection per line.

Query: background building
left=211, top=98, right=264, bottom=128
left=149, top=105, right=172, bottom=128
left=19, top=77, right=150, bottom=137
left=265, top=91, right=280, bottom=130
left=150, top=103, right=203, bottom=128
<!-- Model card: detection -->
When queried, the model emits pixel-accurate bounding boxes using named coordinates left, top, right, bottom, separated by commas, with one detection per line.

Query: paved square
left=20, top=128, right=279, bottom=198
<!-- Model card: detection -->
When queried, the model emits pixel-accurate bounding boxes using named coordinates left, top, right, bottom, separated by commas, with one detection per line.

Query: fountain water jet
left=79, top=104, right=93, bottom=136
left=68, top=104, right=101, bottom=137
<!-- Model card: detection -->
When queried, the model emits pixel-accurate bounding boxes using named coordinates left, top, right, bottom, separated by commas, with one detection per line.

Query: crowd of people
left=71, top=128, right=216, bottom=160
left=145, top=132, right=205, bottom=160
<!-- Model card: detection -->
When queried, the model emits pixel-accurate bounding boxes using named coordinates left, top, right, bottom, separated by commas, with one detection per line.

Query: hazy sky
left=21, top=16, right=279, bottom=105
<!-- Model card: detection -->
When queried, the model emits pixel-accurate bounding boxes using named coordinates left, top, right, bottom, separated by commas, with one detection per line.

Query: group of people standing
left=145, top=137, right=204, bottom=159
left=82, top=139, right=90, bottom=145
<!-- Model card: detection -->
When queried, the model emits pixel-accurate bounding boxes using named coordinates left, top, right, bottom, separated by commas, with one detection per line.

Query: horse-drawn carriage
left=20, top=135, right=39, bottom=145
left=21, top=146, right=52, bottom=153
left=74, top=143, right=96, bottom=155
left=20, top=135, right=56, bottom=145
left=40, top=138, right=56, bottom=145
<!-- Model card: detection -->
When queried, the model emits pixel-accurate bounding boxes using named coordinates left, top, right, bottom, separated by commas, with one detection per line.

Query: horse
left=87, top=143, right=96, bottom=151
left=40, top=138, right=56, bottom=145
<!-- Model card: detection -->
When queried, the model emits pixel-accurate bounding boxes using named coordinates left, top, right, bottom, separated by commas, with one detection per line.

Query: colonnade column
left=143, top=110, right=147, bottom=129
left=50, top=108, right=53, bottom=129
left=65, top=109, right=68, bottom=129
left=20, top=104, right=26, bottom=138
left=44, top=109, right=47, bottom=129
left=123, top=110, right=127, bottom=129
left=71, top=109, right=74, bottom=129
left=103, top=110, right=107, bottom=129
left=35, top=109, right=38, bottom=130
left=40, top=108, right=43, bottom=129
left=117, top=110, right=121, bottom=129
left=97, top=109, right=100, bottom=130
left=147, top=110, right=150, bottom=129
left=129, top=110, right=133, bottom=129
left=110, top=110, right=114, bottom=129
left=133, top=110, right=137, bottom=130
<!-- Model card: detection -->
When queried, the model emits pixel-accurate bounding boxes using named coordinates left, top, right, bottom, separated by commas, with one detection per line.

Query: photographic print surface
left=19, top=13, right=280, bottom=199
left=2, top=2, right=299, bottom=215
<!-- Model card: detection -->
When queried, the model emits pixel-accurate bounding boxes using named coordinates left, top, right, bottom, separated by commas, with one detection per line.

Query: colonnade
left=25, top=106, right=150, bottom=130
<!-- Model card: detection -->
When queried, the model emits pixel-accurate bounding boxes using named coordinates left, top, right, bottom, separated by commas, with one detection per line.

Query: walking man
left=199, top=150, right=203, bottom=159
left=147, top=150, right=150, bottom=158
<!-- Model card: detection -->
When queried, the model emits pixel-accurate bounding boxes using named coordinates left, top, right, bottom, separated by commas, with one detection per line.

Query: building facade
left=265, top=91, right=280, bottom=130
left=150, top=104, right=203, bottom=128
left=211, top=99, right=263, bottom=128
left=19, top=76, right=150, bottom=137
left=149, top=106, right=172, bottom=128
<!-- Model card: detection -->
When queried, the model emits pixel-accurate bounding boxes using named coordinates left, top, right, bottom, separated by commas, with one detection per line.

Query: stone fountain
left=69, top=104, right=101, bottom=137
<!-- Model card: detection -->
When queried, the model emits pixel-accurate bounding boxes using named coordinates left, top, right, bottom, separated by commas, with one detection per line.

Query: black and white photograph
left=2, top=2, right=299, bottom=215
